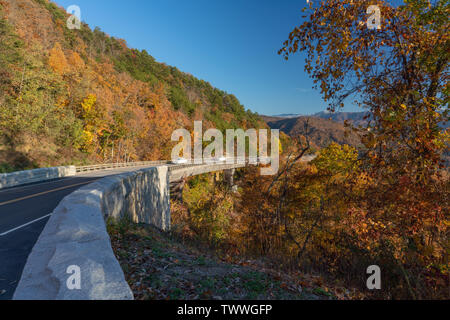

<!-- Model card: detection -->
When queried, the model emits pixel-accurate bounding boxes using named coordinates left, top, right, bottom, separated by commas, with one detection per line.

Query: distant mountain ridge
left=270, top=111, right=370, bottom=125
left=262, top=114, right=363, bottom=150
left=313, top=111, right=370, bottom=127
left=271, top=113, right=303, bottom=118
left=263, top=112, right=369, bottom=149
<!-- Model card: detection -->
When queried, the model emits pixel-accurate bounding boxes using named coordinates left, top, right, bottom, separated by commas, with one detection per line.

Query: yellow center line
left=0, top=180, right=98, bottom=207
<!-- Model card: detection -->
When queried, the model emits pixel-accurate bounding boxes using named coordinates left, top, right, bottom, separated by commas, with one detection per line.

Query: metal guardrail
left=76, top=159, right=255, bottom=174
left=75, top=161, right=170, bottom=173
left=75, top=156, right=317, bottom=174
left=167, top=158, right=260, bottom=172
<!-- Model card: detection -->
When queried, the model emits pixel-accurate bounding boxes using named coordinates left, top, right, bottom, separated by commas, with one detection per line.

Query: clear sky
left=53, top=0, right=361, bottom=115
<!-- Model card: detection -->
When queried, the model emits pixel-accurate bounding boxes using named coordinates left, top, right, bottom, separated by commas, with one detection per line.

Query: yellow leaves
left=81, top=129, right=94, bottom=144
left=362, top=132, right=376, bottom=149
left=400, top=104, right=407, bottom=110
left=76, top=94, right=108, bottom=154
left=79, top=129, right=96, bottom=153
left=278, top=137, right=283, bottom=154
left=313, top=142, right=359, bottom=175
left=80, top=94, right=97, bottom=120
left=360, top=222, right=368, bottom=232
left=355, top=172, right=373, bottom=188
left=308, top=164, right=319, bottom=175
left=287, top=211, right=297, bottom=219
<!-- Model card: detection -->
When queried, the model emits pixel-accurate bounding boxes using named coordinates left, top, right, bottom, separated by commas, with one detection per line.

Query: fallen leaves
left=108, top=223, right=348, bottom=300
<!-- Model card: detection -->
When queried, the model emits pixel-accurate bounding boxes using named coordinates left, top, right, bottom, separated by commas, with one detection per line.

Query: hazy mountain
left=269, top=111, right=370, bottom=126
left=313, top=111, right=370, bottom=126
left=262, top=115, right=362, bottom=149
left=271, top=113, right=303, bottom=118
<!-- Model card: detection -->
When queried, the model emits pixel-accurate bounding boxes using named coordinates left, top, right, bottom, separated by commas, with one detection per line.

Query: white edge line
left=0, top=214, right=52, bottom=236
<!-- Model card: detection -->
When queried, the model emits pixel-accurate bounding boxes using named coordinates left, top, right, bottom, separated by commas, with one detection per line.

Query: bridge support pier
left=224, top=169, right=235, bottom=188
left=214, top=172, right=220, bottom=183
left=170, top=179, right=185, bottom=202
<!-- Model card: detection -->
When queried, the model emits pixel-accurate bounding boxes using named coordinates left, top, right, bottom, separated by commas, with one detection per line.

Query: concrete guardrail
left=0, top=166, right=76, bottom=189
left=13, top=166, right=170, bottom=300
left=0, top=161, right=170, bottom=190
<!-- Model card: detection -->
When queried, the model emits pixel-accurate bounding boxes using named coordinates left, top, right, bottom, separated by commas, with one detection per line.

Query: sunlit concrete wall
left=0, top=166, right=76, bottom=189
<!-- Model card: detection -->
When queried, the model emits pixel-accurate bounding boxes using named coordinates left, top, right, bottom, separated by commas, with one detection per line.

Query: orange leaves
left=67, top=51, right=85, bottom=72
left=48, top=42, right=68, bottom=75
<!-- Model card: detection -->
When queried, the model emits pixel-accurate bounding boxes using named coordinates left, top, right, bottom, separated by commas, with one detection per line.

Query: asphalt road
left=0, top=166, right=161, bottom=300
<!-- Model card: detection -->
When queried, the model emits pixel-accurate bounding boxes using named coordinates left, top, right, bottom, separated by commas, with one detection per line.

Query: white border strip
left=0, top=214, right=52, bottom=236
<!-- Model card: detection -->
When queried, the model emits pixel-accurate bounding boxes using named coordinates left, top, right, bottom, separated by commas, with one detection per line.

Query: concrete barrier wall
left=0, top=166, right=76, bottom=189
left=13, top=166, right=170, bottom=300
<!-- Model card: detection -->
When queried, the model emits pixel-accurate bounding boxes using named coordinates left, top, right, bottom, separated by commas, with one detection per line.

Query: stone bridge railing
left=0, top=161, right=170, bottom=190
left=75, top=161, right=170, bottom=173
left=169, top=161, right=252, bottom=182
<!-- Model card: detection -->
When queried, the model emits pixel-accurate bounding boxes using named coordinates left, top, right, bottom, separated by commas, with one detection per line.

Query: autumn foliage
left=276, top=0, right=448, bottom=298
left=172, top=0, right=448, bottom=299
left=0, top=0, right=263, bottom=170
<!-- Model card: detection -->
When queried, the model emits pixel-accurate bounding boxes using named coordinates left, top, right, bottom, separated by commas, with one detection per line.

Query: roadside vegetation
left=170, top=0, right=449, bottom=299
left=107, top=219, right=356, bottom=300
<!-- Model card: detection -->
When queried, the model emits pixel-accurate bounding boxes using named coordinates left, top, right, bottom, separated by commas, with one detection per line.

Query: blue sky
left=53, top=0, right=361, bottom=115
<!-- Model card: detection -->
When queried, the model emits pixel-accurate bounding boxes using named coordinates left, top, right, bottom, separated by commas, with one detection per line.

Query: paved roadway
left=0, top=165, right=165, bottom=300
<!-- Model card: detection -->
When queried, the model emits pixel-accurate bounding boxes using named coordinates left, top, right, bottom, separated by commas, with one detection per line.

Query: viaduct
left=0, top=156, right=315, bottom=300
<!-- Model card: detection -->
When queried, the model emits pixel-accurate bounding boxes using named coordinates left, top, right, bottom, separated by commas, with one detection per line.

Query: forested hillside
left=0, top=0, right=263, bottom=172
